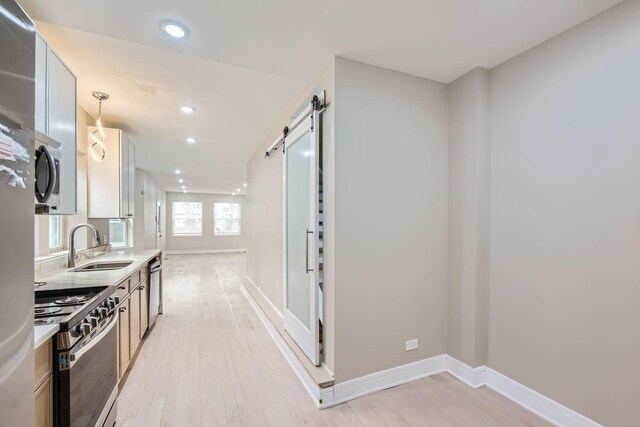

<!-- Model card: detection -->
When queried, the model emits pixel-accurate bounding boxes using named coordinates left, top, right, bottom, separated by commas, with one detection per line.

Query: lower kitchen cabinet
left=129, top=288, right=141, bottom=358
left=140, top=279, right=149, bottom=339
left=116, top=264, right=152, bottom=382
left=118, top=298, right=130, bottom=378
left=34, top=339, right=52, bottom=427
left=34, top=376, right=52, bottom=427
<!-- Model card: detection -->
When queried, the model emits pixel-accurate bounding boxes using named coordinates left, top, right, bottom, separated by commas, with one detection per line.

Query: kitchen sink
left=72, top=260, right=134, bottom=272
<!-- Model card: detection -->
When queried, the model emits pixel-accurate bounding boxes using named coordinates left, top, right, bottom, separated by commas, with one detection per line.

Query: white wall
left=165, top=191, right=246, bottom=253
left=332, top=57, right=449, bottom=382
left=447, top=67, right=491, bottom=368
left=488, top=1, right=640, bottom=425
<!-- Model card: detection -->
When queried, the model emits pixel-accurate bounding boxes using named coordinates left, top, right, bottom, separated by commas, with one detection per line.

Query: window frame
left=48, top=215, right=63, bottom=252
left=172, top=201, right=204, bottom=237
left=109, top=218, right=129, bottom=248
left=213, top=202, right=242, bottom=236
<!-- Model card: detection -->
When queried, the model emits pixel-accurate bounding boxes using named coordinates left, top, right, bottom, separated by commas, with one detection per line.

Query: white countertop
left=35, top=249, right=162, bottom=291
left=34, top=324, right=59, bottom=349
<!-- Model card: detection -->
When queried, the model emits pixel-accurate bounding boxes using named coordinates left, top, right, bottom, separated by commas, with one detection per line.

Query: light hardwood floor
left=117, top=253, right=549, bottom=427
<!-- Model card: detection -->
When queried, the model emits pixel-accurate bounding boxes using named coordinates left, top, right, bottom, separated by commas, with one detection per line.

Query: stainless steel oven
left=55, top=305, right=118, bottom=427
left=35, top=131, right=61, bottom=213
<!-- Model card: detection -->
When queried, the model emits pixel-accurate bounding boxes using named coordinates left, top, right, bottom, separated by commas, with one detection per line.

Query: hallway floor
left=116, top=253, right=548, bottom=427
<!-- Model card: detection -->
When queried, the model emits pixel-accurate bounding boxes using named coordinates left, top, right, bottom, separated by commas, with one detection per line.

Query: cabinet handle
left=119, top=307, right=127, bottom=312
left=139, top=286, right=145, bottom=290
left=118, top=286, right=126, bottom=290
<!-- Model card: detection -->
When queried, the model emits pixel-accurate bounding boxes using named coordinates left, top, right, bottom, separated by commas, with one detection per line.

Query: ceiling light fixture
left=179, top=179, right=184, bottom=183
left=89, top=91, right=109, bottom=161
left=181, top=185, right=186, bottom=189
left=161, top=21, right=188, bottom=38
left=180, top=105, right=195, bottom=114
left=243, top=183, right=247, bottom=187
left=183, top=190, right=187, bottom=193
left=236, top=188, right=241, bottom=192
left=186, top=137, right=196, bottom=144
left=232, top=192, right=236, bottom=196
left=175, top=169, right=181, bottom=175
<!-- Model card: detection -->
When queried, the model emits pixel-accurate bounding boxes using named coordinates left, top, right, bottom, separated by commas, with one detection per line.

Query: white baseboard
left=165, top=249, right=246, bottom=255
left=485, top=368, right=603, bottom=427
left=445, top=355, right=486, bottom=389
left=239, top=285, right=601, bottom=426
left=244, top=275, right=283, bottom=318
left=320, top=354, right=446, bottom=408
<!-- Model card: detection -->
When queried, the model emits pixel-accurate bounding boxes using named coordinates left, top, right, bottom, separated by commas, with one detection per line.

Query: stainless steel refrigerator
left=0, top=0, right=36, bottom=425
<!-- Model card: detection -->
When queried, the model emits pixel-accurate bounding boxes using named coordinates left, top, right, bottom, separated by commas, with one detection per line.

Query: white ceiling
left=21, top=0, right=623, bottom=193
left=34, top=22, right=305, bottom=194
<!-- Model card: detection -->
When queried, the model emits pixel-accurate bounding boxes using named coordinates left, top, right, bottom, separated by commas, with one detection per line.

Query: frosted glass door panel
left=286, top=131, right=312, bottom=329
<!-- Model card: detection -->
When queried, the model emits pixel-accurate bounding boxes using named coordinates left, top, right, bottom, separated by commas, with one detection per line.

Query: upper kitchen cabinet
left=87, top=127, right=136, bottom=218
left=35, top=34, right=77, bottom=215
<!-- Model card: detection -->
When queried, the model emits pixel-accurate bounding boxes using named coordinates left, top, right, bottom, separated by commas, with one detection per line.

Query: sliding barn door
left=283, top=112, right=321, bottom=366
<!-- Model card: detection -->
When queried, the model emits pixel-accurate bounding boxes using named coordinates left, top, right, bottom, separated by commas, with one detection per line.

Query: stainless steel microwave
left=35, top=131, right=61, bottom=214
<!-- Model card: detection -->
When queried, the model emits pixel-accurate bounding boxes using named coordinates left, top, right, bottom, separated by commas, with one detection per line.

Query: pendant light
left=89, top=91, right=109, bottom=161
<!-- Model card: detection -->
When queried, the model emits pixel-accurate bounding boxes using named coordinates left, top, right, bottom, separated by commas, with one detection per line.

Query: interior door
left=283, top=113, right=321, bottom=365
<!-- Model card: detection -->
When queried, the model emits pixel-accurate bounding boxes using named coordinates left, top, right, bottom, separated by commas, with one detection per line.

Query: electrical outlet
left=405, top=339, right=418, bottom=351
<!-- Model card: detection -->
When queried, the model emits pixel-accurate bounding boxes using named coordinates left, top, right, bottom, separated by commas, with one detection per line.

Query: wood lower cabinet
left=34, top=376, right=52, bottom=427
left=116, top=264, right=152, bottom=381
left=34, top=339, right=52, bottom=427
left=129, top=288, right=141, bottom=358
left=118, top=298, right=131, bottom=378
left=139, top=280, right=149, bottom=340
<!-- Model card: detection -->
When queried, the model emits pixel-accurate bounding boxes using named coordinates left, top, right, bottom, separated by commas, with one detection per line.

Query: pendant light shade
left=90, top=91, right=109, bottom=161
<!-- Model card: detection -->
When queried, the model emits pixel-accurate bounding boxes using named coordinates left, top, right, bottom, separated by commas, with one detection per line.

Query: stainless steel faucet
left=68, top=223, right=102, bottom=268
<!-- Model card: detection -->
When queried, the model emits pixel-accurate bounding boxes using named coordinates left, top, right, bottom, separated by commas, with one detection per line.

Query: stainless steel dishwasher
left=149, top=257, right=162, bottom=328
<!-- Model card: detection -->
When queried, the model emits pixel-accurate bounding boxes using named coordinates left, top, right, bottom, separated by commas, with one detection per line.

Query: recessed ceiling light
left=161, top=21, right=188, bottom=38
left=180, top=105, right=195, bottom=114
left=178, top=179, right=184, bottom=183
left=243, top=183, right=247, bottom=187
left=232, top=192, right=236, bottom=196
left=181, top=185, right=186, bottom=189
left=186, top=137, right=196, bottom=144
left=183, top=190, right=187, bottom=193
left=236, top=188, right=241, bottom=192
left=175, top=169, right=181, bottom=175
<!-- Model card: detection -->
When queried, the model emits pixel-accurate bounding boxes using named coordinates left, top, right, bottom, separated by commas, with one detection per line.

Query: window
left=48, top=215, right=63, bottom=250
left=214, top=202, right=241, bottom=236
left=172, top=201, right=203, bottom=236
left=109, top=219, right=128, bottom=247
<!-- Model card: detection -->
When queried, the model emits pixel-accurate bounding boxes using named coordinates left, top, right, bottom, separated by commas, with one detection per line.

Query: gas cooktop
left=35, top=286, right=115, bottom=329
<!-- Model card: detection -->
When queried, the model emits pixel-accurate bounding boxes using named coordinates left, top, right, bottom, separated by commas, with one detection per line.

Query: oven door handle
left=69, top=315, right=117, bottom=364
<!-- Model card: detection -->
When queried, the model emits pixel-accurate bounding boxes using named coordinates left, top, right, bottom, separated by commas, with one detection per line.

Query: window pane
left=109, top=219, right=127, bottom=247
left=214, top=203, right=241, bottom=235
left=173, top=201, right=203, bottom=235
left=49, top=215, right=62, bottom=249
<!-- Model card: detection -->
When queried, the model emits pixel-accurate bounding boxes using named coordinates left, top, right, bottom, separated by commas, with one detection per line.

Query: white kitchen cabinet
left=35, top=34, right=47, bottom=135
left=34, top=34, right=78, bottom=215
left=87, top=127, right=136, bottom=218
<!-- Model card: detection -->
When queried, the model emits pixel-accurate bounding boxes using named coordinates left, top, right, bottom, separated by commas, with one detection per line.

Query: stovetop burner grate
left=55, top=295, right=91, bottom=305
left=35, top=306, right=63, bottom=316
left=35, top=318, right=57, bottom=326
